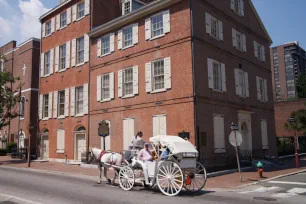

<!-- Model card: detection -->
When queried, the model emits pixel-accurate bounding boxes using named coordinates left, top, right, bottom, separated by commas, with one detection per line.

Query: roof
left=149, top=135, right=198, bottom=154
left=39, top=0, right=71, bottom=22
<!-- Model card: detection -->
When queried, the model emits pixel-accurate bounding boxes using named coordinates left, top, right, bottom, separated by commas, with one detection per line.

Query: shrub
left=0, top=148, right=7, bottom=156
left=6, top=142, right=17, bottom=153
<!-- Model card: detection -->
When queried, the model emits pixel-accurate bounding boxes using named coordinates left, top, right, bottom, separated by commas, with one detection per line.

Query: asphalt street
left=0, top=165, right=304, bottom=204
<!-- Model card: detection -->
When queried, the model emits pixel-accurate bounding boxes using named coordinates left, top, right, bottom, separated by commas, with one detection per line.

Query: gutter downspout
left=37, top=19, right=42, bottom=158
left=190, top=0, right=198, bottom=149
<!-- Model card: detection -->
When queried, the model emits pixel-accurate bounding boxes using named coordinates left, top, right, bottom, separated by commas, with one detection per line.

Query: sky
left=0, top=0, right=306, bottom=48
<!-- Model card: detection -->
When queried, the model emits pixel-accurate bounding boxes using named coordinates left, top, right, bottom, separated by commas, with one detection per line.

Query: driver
left=137, top=143, right=153, bottom=162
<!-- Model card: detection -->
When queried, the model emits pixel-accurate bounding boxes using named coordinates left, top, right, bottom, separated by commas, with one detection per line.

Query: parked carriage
left=118, top=135, right=207, bottom=196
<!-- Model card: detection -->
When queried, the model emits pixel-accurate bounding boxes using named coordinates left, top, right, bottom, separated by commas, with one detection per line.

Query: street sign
left=229, top=123, right=239, bottom=131
left=98, top=120, right=109, bottom=137
left=229, top=131, right=243, bottom=147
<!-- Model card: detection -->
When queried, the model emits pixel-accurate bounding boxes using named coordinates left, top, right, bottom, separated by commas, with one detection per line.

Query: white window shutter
left=53, top=91, right=58, bottom=118
left=205, top=13, right=211, bottom=35
left=232, top=28, right=237, bottom=48
left=159, top=115, right=167, bottom=135
left=221, top=63, right=226, bottom=92
left=264, top=79, right=268, bottom=102
left=83, top=83, right=88, bottom=114
left=132, top=23, right=138, bottom=45
left=110, top=72, right=114, bottom=99
left=70, top=87, right=75, bottom=116
left=245, top=72, right=249, bottom=97
left=164, top=57, right=172, bottom=89
left=145, top=62, right=152, bottom=93
left=85, top=0, right=90, bottom=16
left=145, top=18, right=151, bottom=40
left=110, top=33, right=115, bottom=52
left=256, top=76, right=261, bottom=100
left=218, top=20, right=223, bottom=41
left=230, top=0, right=235, bottom=11
left=153, top=116, right=160, bottom=136
left=40, top=53, right=44, bottom=77
left=163, top=10, right=170, bottom=33
left=240, top=0, right=245, bottom=17
left=207, top=58, right=213, bottom=89
left=213, top=115, right=225, bottom=153
left=51, top=17, right=55, bottom=33
left=262, top=45, right=266, bottom=61
left=242, top=34, right=247, bottom=52
left=118, top=70, right=123, bottom=97
left=97, top=75, right=102, bottom=101
left=72, top=5, right=77, bottom=22
left=65, top=88, right=69, bottom=117
left=55, top=46, right=59, bottom=72
left=118, top=30, right=122, bottom=50
left=66, top=41, right=70, bottom=69
left=234, top=69, right=240, bottom=96
left=133, top=66, right=139, bottom=95
left=254, top=41, right=258, bottom=58
left=57, top=130, right=61, bottom=152
left=71, top=38, right=76, bottom=66
left=97, top=38, right=102, bottom=57
left=50, top=48, right=54, bottom=74
left=261, top=120, right=269, bottom=149
left=56, top=14, right=60, bottom=30
left=67, top=7, right=71, bottom=25
left=84, top=34, right=89, bottom=62
left=42, top=23, right=45, bottom=38
left=39, top=95, right=43, bottom=119
left=48, top=92, right=52, bottom=119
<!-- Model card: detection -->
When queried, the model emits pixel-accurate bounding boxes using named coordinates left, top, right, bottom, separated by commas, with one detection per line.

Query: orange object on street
left=258, top=168, right=263, bottom=178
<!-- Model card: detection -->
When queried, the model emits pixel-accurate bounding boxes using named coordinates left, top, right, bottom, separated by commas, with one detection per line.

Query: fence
left=277, top=136, right=306, bottom=157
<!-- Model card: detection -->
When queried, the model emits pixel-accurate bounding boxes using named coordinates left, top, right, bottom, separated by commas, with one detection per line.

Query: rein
left=97, top=150, right=107, bottom=161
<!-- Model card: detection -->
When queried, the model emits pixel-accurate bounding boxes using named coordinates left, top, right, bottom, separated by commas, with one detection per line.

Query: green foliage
left=0, top=55, right=22, bottom=129
left=296, top=73, right=306, bottom=98
left=6, top=142, right=17, bottom=153
left=284, top=104, right=306, bottom=134
left=0, top=148, right=7, bottom=156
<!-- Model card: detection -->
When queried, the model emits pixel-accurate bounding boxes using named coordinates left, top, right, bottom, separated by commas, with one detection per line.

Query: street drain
left=253, top=197, right=277, bottom=202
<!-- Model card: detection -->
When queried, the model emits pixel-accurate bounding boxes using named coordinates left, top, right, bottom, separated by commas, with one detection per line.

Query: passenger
left=137, top=143, right=153, bottom=162
left=130, top=131, right=145, bottom=151
left=160, top=147, right=170, bottom=160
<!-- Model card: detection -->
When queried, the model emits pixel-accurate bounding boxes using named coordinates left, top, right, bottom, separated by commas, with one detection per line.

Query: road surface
left=0, top=165, right=304, bottom=204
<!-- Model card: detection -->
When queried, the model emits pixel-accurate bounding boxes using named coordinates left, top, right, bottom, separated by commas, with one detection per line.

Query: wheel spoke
left=171, top=179, right=181, bottom=190
left=159, top=168, right=167, bottom=176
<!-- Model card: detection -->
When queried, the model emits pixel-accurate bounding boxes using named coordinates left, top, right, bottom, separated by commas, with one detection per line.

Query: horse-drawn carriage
left=90, top=135, right=207, bottom=196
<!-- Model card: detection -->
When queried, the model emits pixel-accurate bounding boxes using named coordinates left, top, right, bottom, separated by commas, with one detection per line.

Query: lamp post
left=288, top=117, right=300, bottom=168
left=28, top=123, right=35, bottom=167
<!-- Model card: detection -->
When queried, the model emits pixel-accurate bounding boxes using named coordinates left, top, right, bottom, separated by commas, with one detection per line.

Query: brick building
left=0, top=38, right=40, bottom=153
left=88, top=0, right=277, bottom=160
left=270, top=42, right=306, bottom=101
left=38, top=0, right=119, bottom=161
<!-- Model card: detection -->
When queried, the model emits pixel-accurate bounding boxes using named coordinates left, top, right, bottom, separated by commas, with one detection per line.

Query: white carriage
left=119, top=135, right=207, bottom=196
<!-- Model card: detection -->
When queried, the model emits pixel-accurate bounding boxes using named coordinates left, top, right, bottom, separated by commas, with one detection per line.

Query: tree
left=296, top=73, right=306, bottom=99
left=0, top=55, right=22, bottom=130
left=284, top=102, right=306, bottom=134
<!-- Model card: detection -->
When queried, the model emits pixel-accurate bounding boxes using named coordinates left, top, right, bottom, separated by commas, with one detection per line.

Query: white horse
left=89, top=147, right=124, bottom=184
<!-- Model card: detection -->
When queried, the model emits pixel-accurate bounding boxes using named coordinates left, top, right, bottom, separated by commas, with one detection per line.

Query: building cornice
left=88, top=0, right=182, bottom=38
left=39, top=0, right=72, bottom=22
left=2, top=38, right=40, bottom=56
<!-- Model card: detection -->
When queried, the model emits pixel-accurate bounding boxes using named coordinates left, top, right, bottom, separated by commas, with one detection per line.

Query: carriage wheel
left=157, top=161, right=183, bottom=196
left=183, top=162, right=207, bottom=192
left=119, top=166, right=135, bottom=191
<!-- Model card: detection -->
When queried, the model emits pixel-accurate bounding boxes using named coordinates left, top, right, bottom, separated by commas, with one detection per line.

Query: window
left=152, top=60, right=165, bottom=91
left=123, top=0, right=131, bottom=15
left=261, top=120, right=268, bottom=149
left=151, top=13, right=163, bottom=38
left=59, top=44, right=66, bottom=70
left=232, top=29, right=246, bottom=52
left=254, top=41, right=265, bottom=61
left=76, top=37, right=84, bottom=64
left=58, top=91, right=65, bottom=116
left=45, top=21, right=51, bottom=35
left=20, top=96, right=25, bottom=120
left=101, top=74, right=110, bottom=100
left=43, top=94, right=49, bottom=118
left=206, top=13, right=223, bottom=41
left=44, top=51, right=50, bottom=75
left=236, top=32, right=242, bottom=51
left=234, top=0, right=241, bottom=14
left=123, top=68, right=133, bottom=96
left=102, top=35, right=110, bottom=55
left=123, top=26, right=133, bottom=48
left=75, top=86, right=84, bottom=115
left=256, top=76, right=268, bottom=102
left=231, top=0, right=244, bottom=16
left=210, top=16, right=218, bottom=39
left=77, top=2, right=85, bottom=19
left=213, top=115, right=225, bottom=153
left=207, top=58, right=226, bottom=92
left=60, top=11, right=67, bottom=28
left=235, top=69, right=249, bottom=98
left=57, top=129, right=65, bottom=153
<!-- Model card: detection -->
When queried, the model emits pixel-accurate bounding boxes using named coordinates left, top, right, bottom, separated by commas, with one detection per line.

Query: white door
left=76, top=134, right=86, bottom=161
left=19, top=137, right=25, bottom=148
left=123, top=118, right=134, bottom=150
left=41, top=136, right=49, bottom=158
left=153, top=115, right=167, bottom=136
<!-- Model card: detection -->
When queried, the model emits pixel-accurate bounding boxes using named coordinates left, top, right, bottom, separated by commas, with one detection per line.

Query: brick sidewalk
left=0, top=156, right=305, bottom=189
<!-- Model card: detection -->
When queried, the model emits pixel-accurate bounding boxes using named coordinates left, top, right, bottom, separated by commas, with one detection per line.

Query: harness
left=97, top=150, right=107, bottom=161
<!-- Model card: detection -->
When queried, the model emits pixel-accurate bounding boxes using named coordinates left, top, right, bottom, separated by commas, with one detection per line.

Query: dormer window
left=122, top=0, right=131, bottom=15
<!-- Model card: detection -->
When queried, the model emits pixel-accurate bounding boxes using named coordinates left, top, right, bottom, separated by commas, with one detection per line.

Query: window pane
left=77, top=2, right=85, bottom=19
left=124, top=1, right=131, bottom=14
left=123, top=26, right=133, bottom=48
left=76, top=87, right=84, bottom=114
left=77, top=37, right=84, bottom=64
left=59, top=44, right=66, bottom=70
left=151, top=14, right=163, bottom=38
left=213, top=62, right=221, bottom=91
left=43, top=94, right=49, bottom=118
left=211, top=17, right=218, bottom=39
left=152, top=60, right=165, bottom=91
left=102, top=74, right=110, bottom=99
left=102, top=35, right=110, bottom=55
left=58, top=91, right=65, bottom=116
left=123, top=68, right=133, bottom=96
left=44, top=52, right=50, bottom=75
left=60, top=12, right=67, bottom=27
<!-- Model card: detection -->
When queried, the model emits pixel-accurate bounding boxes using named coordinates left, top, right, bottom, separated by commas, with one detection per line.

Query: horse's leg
left=104, top=164, right=111, bottom=184
left=97, top=163, right=102, bottom=184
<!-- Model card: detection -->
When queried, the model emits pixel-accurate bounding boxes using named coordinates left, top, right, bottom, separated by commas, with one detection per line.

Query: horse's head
left=89, top=146, right=98, bottom=160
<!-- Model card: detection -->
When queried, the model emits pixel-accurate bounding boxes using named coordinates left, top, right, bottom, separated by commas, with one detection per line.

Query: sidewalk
left=0, top=156, right=305, bottom=189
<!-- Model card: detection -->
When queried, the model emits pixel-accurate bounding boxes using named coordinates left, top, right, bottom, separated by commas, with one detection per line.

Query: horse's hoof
left=97, top=181, right=101, bottom=184
left=107, top=179, right=111, bottom=183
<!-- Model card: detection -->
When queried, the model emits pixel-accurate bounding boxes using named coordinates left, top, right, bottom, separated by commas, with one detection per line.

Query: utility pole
left=288, top=117, right=300, bottom=168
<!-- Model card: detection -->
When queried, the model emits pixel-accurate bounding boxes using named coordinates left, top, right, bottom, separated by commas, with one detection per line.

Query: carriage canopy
left=149, top=135, right=198, bottom=155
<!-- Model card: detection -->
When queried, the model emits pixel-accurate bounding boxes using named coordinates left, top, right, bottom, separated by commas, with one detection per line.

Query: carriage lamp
left=257, top=161, right=264, bottom=178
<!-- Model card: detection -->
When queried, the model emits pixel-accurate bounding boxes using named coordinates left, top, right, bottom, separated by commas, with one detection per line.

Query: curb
left=235, top=168, right=306, bottom=188
left=278, top=153, right=306, bottom=160
left=80, top=163, right=97, bottom=169
left=207, top=166, right=253, bottom=178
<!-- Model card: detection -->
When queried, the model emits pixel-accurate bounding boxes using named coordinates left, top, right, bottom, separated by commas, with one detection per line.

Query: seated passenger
left=160, top=148, right=170, bottom=160
left=137, top=143, right=153, bottom=162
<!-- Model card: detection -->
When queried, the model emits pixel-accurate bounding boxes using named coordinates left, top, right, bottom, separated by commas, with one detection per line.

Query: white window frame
left=151, top=12, right=164, bottom=39
left=76, top=1, right=85, bottom=20
left=122, top=0, right=131, bottom=15
left=101, top=34, right=111, bottom=56
left=56, top=129, right=65, bottom=154
left=60, top=11, right=67, bottom=28
left=261, top=119, right=269, bottom=150
left=43, top=94, right=49, bottom=119
left=45, top=21, right=52, bottom=36
left=231, top=0, right=244, bottom=17
left=212, top=61, right=222, bottom=92
left=122, top=67, right=134, bottom=97
left=76, top=36, right=85, bottom=65
left=75, top=86, right=84, bottom=115
left=259, top=78, right=265, bottom=101
left=58, top=90, right=65, bottom=117
left=254, top=41, right=266, bottom=61
left=213, top=114, right=226, bottom=153
left=122, top=25, right=133, bottom=49
left=101, top=73, right=111, bottom=101
left=152, top=59, right=165, bottom=92
left=256, top=76, right=268, bottom=102
left=236, top=31, right=242, bottom=51
left=59, top=44, right=66, bottom=71
left=235, top=69, right=249, bottom=98
left=146, top=10, right=170, bottom=41
left=20, top=96, right=26, bottom=120
left=44, top=51, right=51, bottom=76
left=207, top=58, right=226, bottom=92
